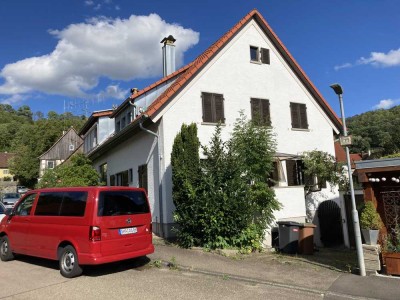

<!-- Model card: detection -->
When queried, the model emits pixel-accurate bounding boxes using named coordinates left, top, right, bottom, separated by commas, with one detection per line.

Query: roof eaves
left=252, top=12, right=342, bottom=130
left=144, top=9, right=341, bottom=130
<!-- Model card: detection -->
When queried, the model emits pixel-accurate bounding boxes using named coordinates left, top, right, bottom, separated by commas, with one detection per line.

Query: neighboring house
left=0, top=152, right=14, bottom=181
left=39, top=127, right=83, bottom=178
left=84, top=9, right=342, bottom=245
left=78, top=109, right=114, bottom=182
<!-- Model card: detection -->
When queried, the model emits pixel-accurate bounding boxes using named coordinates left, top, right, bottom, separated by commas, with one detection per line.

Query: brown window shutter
left=299, top=104, right=308, bottom=129
left=138, top=165, right=148, bottom=192
left=290, top=103, right=300, bottom=128
left=214, top=94, right=225, bottom=123
left=250, top=98, right=260, bottom=122
left=262, top=99, right=271, bottom=125
left=286, top=160, right=297, bottom=186
left=202, top=92, right=213, bottom=122
left=261, top=48, right=270, bottom=64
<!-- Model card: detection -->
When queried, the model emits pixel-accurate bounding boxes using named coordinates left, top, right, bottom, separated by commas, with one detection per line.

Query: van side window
left=15, top=194, right=36, bottom=216
left=35, top=192, right=88, bottom=217
left=60, top=192, right=87, bottom=216
left=98, top=191, right=149, bottom=216
left=35, top=193, right=63, bottom=216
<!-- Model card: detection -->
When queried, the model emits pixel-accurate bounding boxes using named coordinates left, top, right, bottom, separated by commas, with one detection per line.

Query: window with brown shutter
left=202, top=92, right=225, bottom=124
left=261, top=48, right=270, bottom=64
left=290, top=102, right=308, bottom=129
left=251, top=98, right=271, bottom=126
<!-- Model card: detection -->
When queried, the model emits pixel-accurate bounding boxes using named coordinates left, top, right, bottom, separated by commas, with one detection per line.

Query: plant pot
left=361, top=229, right=379, bottom=245
left=384, top=252, right=400, bottom=275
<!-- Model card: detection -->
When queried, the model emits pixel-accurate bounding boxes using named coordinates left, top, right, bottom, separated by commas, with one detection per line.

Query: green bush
left=171, top=113, right=281, bottom=251
left=360, top=201, right=382, bottom=230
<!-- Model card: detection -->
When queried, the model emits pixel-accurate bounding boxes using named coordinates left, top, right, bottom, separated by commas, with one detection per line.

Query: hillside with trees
left=0, top=104, right=86, bottom=187
left=347, top=105, right=400, bottom=157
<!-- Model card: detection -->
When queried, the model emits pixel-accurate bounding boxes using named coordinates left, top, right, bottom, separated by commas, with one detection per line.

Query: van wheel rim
left=1, top=240, right=8, bottom=256
left=62, top=251, right=75, bottom=273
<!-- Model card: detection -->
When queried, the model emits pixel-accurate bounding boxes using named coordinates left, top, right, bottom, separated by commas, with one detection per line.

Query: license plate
left=119, top=227, right=137, bottom=235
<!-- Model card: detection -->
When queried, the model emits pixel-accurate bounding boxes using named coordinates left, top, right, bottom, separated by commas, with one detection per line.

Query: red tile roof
left=111, top=9, right=341, bottom=131
left=0, top=152, right=14, bottom=168
left=142, top=9, right=341, bottom=129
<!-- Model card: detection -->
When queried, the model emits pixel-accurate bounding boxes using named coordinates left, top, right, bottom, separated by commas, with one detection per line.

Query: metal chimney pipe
left=161, top=35, right=176, bottom=77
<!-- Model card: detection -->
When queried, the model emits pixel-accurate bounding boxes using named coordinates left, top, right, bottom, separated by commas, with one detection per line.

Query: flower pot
left=384, top=252, right=400, bottom=275
left=361, top=229, right=379, bottom=245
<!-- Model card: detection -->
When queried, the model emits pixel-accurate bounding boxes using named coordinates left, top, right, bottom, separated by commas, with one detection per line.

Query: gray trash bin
left=277, top=221, right=300, bottom=254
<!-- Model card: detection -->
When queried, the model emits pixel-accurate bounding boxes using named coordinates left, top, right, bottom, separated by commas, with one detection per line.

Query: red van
left=0, top=186, right=154, bottom=278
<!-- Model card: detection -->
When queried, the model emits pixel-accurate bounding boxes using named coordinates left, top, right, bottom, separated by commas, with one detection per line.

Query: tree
left=38, top=154, right=102, bottom=188
left=171, top=123, right=201, bottom=247
left=171, top=113, right=281, bottom=251
left=9, top=145, right=40, bottom=187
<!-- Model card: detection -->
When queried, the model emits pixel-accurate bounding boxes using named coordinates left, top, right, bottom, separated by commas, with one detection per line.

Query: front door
left=5, top=193, right=37, bottom=254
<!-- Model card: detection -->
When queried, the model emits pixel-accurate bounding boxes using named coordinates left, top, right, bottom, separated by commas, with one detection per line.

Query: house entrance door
left=318, top=200, right=343, bottom=247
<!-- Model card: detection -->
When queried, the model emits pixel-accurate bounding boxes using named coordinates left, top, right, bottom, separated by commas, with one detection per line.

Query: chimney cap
left=161, top=35, right=176, bottom=45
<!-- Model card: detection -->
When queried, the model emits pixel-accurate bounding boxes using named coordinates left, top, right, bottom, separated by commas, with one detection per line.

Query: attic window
left=69, top=144, right=75, bottom=151
left=250, top=46, right=270, bottom=64
left=250, top=46, right=259, bottom=62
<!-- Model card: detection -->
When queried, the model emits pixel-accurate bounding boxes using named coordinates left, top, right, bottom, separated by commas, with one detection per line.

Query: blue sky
left=0, top=0, right=399, bottom=118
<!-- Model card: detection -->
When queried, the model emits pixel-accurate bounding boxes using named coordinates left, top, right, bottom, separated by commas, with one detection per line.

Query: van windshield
left=98, top=190, right=149, bottom=216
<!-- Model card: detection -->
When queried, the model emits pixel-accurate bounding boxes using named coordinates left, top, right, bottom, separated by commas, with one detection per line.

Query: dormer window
left=250, top=46, right=270, bottom=64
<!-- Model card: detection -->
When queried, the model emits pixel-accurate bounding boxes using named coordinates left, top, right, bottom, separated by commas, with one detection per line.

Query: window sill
left=291, top=128, right=310, bottom=132
left=201, top=122, right=226, bottom=126
left=250, top=60, right=262, bottom=65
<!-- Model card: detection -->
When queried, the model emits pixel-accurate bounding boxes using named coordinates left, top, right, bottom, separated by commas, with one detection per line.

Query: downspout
left=129, top=100, right=164, bottom=237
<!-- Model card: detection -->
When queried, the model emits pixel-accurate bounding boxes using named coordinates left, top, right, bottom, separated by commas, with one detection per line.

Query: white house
left=84, top=10, right=342, bottom=245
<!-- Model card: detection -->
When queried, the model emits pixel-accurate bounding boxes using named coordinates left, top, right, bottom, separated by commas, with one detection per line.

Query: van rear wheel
left=59, top=245, right=83, bottom=278
left=0, top=236, right=14, bottom=261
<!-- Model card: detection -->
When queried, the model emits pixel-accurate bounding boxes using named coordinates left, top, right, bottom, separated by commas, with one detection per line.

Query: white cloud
left=335, top=48, right=400, bottom=71
left=97, top=84, right=127, bottom=99
left=334, top=63, right=352, bottom=71
left=373, top=98, right=400, bottom=110
left=0, top=14, right=199, bottom=98
left=0, top=94, right=27, bottom=105
left=84, top=0, right=94, bottom=6
left=358, top=48, right=400, bottom=67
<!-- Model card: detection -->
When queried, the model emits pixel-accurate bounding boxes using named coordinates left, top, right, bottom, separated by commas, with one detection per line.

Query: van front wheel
left=59, top=245, right=83, bottom=278
left=0, top=236, right=14, bottom=261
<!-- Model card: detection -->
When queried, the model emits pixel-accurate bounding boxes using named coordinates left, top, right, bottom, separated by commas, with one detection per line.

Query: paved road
left=0, top=255, right=323, bottom=300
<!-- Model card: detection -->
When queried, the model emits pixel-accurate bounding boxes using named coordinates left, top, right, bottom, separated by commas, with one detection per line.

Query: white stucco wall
left=92, top=129, right=160, bottom=224
left=159, top=20, right=338, bottom=229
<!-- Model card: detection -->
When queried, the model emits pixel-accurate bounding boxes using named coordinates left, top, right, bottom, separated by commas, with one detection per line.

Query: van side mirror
left=5, top=209, right=14, bottom=216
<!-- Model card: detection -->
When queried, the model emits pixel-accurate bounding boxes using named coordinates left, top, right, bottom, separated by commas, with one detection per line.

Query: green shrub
left=360, top=201, right=382, bottom=230
left=171, top=113, right=281, bottom=251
